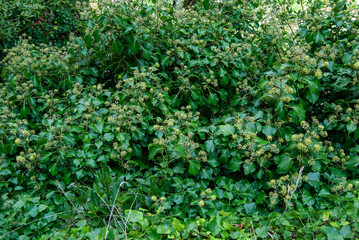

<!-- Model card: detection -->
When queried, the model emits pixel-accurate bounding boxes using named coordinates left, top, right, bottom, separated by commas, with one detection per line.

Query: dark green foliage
left=1, top=0, right=359, bottom=239
left=0, top=0, right=86, bottom=60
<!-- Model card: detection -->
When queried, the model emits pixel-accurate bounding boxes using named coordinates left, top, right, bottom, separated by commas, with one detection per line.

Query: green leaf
left=126, top=210, right=143, bottom=223
left=218, top=125, right=235, bottom=136
left=244, top=203, right=256, bottom=215
left=129, top=41, right=140, bottom=54
left=28, top=205, right=38, bottom=217
left=91, top=121, right=103, bottom=134
left=323, top=211, right=330, bottom=221
left=342, top=53, right=352, bottom=65
left=91, top=190, right=101, bottom=207
left=205, top=140, right=215, bottom=153
left=116, top=132, right=127, bottom=143
left=188, top=160, right=200, bottom=175
left=157, top=225, right=171, bottom=234
left=262, top=125, right=276, bottom=137
left=277, top=154, right=293, bottom=173
left=339, top=225, right=353, bottom=238
left=292, top=103, right=306, bottom=122
left=224, top=191, right=234, bottom=200
left=49, top=163, right=58, bottom=176
left=95, top=140, right=103, bottom=149
left=62, top=133, right=76, bottom=146
left=255, top=226, right=268, bottom=238
left=302, top=189, right=315, bottom=206
left=347, top=123, right=357, bottom=134
left=70, top=126, right=85, bottom=133
left=148, top=144, right=164, bottom=160
left=84, top=35, right=92, bottom=48
left=174, top=145, right=186, bottom=158
left=243, top=162, right=256, bottom=175
left=113, top=40, right=123, bottom=54
left=306, top=88, right=319, bottom=104
left=161, top=56, right=170, bottom=67
left=206, top=216, right=221, bottom=236
left=200, top=167, right=213, bottom=179
left=344, top=156, right=359, bottom=169
left=172, top=218, right=185, bottom=232
left=229, top=156, right=242, bottom=171
left=314, top=31, right=324, bottom=43
left=190, top=89, right=201, bottom=100
left=208, top=93, right=219, bottom=105
left=104, top=133, right=115, bottom=142
left=20, top=104, right=30, bottom=118
left=306, top=172, right=321, bottom=187
left=208, top=158, right=220, bottom=167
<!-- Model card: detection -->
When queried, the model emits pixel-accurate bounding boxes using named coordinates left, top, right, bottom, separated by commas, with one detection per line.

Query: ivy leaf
left=62, top=133, right=76, bottom=146
left=84, top=35, right=92, bottom=48
left=188, top=160, right=200, bottom=175
left=277, top=154, right=293, bottom=173
left=172, top=218, right=185, bottom=232
left=200, top=167, right=213, bottom=179
left=205, top=140, right=215, bottom=153
left=314, top=31, right=324, bottom=43
left=208, top=93, right=219, bottom=105
left=346, top=123, right=357, bottom=134
left=104, top=133, right=115, bottom=142
left=306, top=172, right=321, bottom=187
left=206, top=216, right=221, bottom=236
left=292, top=103, right=306, bottom=122
left=229, top=157, right=242, bottom=171
left=244, top=203, right=256, bottom=215
left=20, top=104, right=30, bottom=118
left=113, top=40, right=123, bottom=54
left=342, top=53, right=352, bottom=65
left=49, top=163, right=58, bottom=176
left=344, top=156, right=359, bottom=169
left=126, top=210, right=143, bottom=223
left=161, top=56, right=170, bottom=67
left=129, top=41, right=140, bottom=54
left=354, top=128, right=359, bottom=140
left=70, top=126, right=85, bottom=133
left=218, top=125, right=235, bottom=136
left=255, top=226, right=269, bottom=238
left=306, top=88, right=320, bottom=104
left=91, top=121, right=103, bottom=134
left=262, top=125, right=276, bottom=137
left=302, top=189, right=315, bottom=206
left=28, top=205, right=38, bottom=218
left=174, top=145, right=186, bottom=158
left=339, top=225, right=353, bottom=239
left=243, top=163, right=256, bottom=175
left=91, top=190, right=101, bottom=207
left=148, top=144, right=164, bottom=160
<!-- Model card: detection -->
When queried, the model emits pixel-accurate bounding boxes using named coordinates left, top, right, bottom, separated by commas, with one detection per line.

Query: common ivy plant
left=1, top=0, right=359, bottom=239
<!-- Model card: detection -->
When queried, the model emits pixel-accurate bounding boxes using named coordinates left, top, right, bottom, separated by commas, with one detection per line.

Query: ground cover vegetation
left=1, top=0, right=359, bottom=239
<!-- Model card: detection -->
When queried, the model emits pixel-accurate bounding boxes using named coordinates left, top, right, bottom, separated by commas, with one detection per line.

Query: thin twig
left=105, top=181, right=125, bottom=240
left=276, top=166, right=305, bottom=233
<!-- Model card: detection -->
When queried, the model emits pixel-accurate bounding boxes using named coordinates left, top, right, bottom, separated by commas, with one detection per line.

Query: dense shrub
left=0, top=0, right=86, bottom=60
left=1, top=0, right=359, bottom=239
